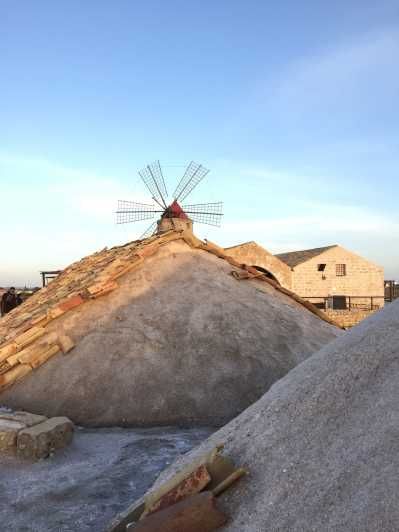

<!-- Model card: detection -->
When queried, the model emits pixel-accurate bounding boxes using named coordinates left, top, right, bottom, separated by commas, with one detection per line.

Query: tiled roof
left=275, top=245, right=338, bottom=268
left=0, top=230, right=342, bottom=394
left=225, top=241, right=257, bottom=250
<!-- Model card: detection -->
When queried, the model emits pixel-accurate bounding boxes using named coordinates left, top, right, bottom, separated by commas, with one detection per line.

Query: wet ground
left=0, top=426, right=213, bottom=532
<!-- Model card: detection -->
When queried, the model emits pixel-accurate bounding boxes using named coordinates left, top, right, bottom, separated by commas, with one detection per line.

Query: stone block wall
left=0, top=409, right=73, bottom=459
left=324, top=308, right=379, bottom=328
left=225, top=242, right=292, bottom=289
left=291, top=246, right=384, bottom=305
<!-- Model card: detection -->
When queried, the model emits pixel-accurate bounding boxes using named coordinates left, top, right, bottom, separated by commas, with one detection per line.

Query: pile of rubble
left=0, top=408, right=73, bottom=459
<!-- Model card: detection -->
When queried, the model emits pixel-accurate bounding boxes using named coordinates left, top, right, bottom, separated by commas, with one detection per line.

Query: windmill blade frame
left=182, top=201, right=223, bottom=227
left=172, top=161, right=210, bottom=203
left=139, top=221, right=158, bottom=239
left=116, top=200, right=161, bottom=224
left=138, top=160, right=168, bottom=208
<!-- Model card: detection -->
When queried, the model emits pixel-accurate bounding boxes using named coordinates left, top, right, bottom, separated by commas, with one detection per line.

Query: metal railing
left=303, top=296, right=384, bottom=311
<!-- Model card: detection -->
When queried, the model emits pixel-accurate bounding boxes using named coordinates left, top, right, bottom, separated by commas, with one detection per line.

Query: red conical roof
left=163, top=200, right=188, bottom=219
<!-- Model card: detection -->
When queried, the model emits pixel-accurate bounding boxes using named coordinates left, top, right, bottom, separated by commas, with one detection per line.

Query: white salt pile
left=150, top=300, right=399, bottom=531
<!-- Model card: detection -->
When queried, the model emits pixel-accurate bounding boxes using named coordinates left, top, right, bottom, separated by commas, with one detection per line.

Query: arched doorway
left=252, top=265, right=281, bottom=285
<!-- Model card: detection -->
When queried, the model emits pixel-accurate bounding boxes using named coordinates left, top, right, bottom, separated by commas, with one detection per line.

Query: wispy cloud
left=225, top=207, right=399, bottom=238
left=0, top=153, right=151, bottom=285
left=0, top=152, right=147, bottom=222
left=1, top=153, right=398, bottom=284
left=266, top=26, right=399, bottom=117
left=282, top=29, right=396, bottom=98
left=0, top=152, right=107, bottom=182
left=220, top=201, right=399, bottom=259
left=224, top=25, right=399, bottom=142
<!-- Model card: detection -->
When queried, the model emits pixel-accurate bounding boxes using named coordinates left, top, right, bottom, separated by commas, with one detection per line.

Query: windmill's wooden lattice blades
left=140, top=221, right=158, bottom=239
left=138, top=160, right=168, bottom=208
left=173, top=161, right=209, bottom=203
left=116, top=201, right=161, bottom=224
left=182, top=202, right=223, bottom=227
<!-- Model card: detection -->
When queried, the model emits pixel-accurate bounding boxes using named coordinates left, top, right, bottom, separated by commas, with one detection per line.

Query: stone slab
left=17, top=416, right=74, bottom=459
left=0, top=411, right=47, bottom=427
left=0, top=418, right=26, bottom=452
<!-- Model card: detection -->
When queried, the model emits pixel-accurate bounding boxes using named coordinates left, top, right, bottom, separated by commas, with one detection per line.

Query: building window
left=336, top=264, right=346, bottom=276
left=332, top=295, right=347, bottom=309
left=317, top=264, right=326, bottom=272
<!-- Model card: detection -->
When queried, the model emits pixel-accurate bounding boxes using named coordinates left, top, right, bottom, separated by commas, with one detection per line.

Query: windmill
left=116, top=161, right=223, bottom=238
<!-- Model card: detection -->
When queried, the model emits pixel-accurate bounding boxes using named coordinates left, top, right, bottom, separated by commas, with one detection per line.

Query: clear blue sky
left=1, top=1, right=398, bottom=286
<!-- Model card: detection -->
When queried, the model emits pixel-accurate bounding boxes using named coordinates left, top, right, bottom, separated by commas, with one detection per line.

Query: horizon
left=1, top=1, right=398, bottom=286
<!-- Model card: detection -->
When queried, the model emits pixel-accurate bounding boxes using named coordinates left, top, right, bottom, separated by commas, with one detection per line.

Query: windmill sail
left=139, top=221, right=158, bottom=239
left=138, top=161, right=168, bottom=208
left=173, top=161, right=209, bottom=202
left=116, top=200, right=160, bottom=224
left=182, top=202, right=223, bottom=227
left=116, top=160, right=223, bottom=234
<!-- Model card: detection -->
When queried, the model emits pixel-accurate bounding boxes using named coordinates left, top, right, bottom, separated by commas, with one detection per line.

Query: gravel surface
left=150, top=301, right=399, bottom=531
left=0, top=426, right=212, bottom=532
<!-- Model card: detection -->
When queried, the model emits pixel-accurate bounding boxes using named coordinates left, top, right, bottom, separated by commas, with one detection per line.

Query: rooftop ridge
left=275, top=245, right=338, bottom=268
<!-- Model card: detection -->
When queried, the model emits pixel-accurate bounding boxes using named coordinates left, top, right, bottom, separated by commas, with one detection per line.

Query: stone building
left=276, top=245, right=384, bottom=306
left=226, top=243, right=384, bottom=327
left=225, top=241, right=292, bottom=288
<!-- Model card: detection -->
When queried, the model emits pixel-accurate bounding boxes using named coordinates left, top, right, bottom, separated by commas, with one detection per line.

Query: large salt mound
left=151, top=300, right=399, bottom=530
left=1, top=236, right=340, bottom=426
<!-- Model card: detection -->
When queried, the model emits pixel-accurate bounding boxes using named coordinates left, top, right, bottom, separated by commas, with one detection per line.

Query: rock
left=17, top=416, right=74, bottom=459
left=0, top=410, right=47, bottom=427
left=0, top=418, right=26, bottom=452
left=126, top=492, right=227, bottom=532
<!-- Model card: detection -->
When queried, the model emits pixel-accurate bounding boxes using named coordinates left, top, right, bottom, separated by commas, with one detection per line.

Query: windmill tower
left=116, top=161, right=223, bottom=237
